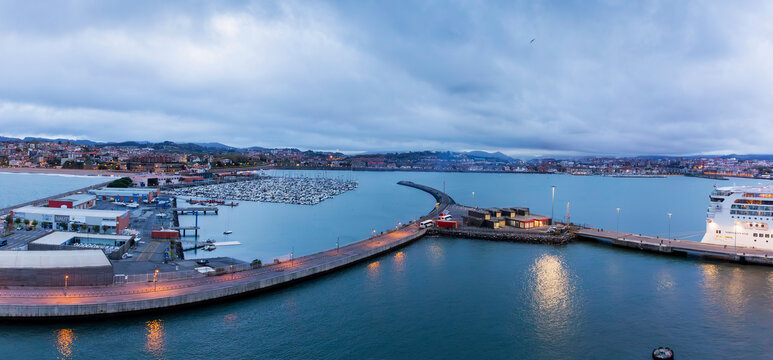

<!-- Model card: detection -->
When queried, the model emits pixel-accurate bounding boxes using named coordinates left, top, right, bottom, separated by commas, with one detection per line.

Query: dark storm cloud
left=0, top=0, right=771, bottom=157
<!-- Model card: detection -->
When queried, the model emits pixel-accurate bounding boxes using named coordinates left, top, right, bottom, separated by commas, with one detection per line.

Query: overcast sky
left=0, top=0, right=771, bottom=157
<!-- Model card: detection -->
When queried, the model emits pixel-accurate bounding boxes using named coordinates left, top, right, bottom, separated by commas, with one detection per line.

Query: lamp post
left=336, top=236, right=340, bottom=253
left=153, top=269, right=159, bottom=291
left=290, top=247, right=294, bottom=266
left=551, top=186, right=556, bottom=224
left=667, top=213, right=672, bottom=239
left=64, top=275, right=69, bottom=296
left=616, top=208, right=621, bottom=233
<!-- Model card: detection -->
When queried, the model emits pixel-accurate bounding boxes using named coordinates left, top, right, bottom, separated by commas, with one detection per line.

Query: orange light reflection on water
left=393, top=251, right=406, bottom=272
left=145, top=319, right=166, bottom=358
left=367, top=260, right=381, bottom=281
left=55, top=328, right=75, bottom=360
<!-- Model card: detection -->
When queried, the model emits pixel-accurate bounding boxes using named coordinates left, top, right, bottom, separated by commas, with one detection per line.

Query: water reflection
left=54, top=328, right=75, bottom=359
left=393, top=251, right=406, bottom=272
left=700, top=264, right=751, bottom=317
left=526, top=253, right=579, bottom=342
left=367, top=260, right=381, bottom=281
left=144, top=319, right=166, bottom=359
left=427, top=240, right=444, bottom=266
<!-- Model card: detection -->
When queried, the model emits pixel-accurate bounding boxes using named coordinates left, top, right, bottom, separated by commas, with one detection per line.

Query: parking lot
left=0, top=228, right=49, bottom=250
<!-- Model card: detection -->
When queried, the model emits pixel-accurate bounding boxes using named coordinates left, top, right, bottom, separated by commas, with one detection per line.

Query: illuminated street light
left=616, top=208, right=621, bottom=233
left=667, top=213, right=672, bottom=239
left=153, top=269, right=159, bottom=291
left=64, top=275, right=69, bottom=296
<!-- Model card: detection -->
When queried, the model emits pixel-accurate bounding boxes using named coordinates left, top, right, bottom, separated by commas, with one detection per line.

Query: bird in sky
left=530, top=38, right=535, bottom=44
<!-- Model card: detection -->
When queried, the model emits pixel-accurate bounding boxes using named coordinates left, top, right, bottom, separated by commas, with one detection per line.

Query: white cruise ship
left=702, top=185, right=773, bottom=249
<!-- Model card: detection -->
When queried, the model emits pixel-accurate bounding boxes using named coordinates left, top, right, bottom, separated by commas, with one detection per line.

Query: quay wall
left=0, top=230, right=426, bottom=318
left=577, top=232, right=773, bottom=266
left=428, top=228, right=572, bottom=245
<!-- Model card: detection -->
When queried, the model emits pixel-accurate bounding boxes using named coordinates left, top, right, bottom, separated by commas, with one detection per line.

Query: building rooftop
left=0, top=250, right=110, bottom=269
left=13, top=205, right=128, bottom=218
left=31, top=232, right=132, bottom=246
left=54, top=193, right=96, bottom=204
left=89, top=187, right=158, bottom=195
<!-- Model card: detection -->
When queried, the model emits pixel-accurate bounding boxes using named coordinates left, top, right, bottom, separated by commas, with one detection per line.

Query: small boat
left=203, top=244, right=216, bottom=251
left=223, top=230, right=232, bottom=235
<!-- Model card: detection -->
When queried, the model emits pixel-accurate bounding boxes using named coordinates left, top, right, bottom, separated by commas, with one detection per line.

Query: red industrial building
left=48, top=194, right=97, bottom=209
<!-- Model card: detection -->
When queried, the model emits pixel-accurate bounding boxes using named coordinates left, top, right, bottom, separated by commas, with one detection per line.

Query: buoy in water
left=652, top=347, right=674, bottom=360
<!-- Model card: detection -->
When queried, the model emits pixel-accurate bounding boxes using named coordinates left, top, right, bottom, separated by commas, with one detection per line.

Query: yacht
left=702, top=185, right=773, bottom=249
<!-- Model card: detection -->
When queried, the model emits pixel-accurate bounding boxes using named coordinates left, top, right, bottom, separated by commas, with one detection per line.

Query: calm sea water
left=0, top=172, right=107, bottom=208
left=1, top=171, right=771, bottom=359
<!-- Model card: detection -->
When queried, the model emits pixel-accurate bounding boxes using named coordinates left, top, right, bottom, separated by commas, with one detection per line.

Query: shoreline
left=0, top=167, right=131, bottom=176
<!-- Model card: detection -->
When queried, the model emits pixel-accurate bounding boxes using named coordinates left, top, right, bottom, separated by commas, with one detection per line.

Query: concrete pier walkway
left=576, top=228, right=773, bottom=265
left=0, top=226, right=424, bottom=318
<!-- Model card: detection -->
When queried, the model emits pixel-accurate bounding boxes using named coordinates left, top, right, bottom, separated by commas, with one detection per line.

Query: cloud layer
left=0, top=0, right=771, bottom=156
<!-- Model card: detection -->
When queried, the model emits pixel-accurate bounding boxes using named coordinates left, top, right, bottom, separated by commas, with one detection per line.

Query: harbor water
left=1, top=171, right=772, bottom=359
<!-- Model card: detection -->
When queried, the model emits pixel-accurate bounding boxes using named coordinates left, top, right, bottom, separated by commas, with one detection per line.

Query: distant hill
left=0, top=136, right=19, bottom=142
left=194, top=142, right=235, bottom=149
left=10, top=137, right=100, bottom=145
left=464, top=151, right=514, bottom=161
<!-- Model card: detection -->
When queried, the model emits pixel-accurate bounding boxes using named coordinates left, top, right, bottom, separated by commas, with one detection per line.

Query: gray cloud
left=0, top=0, right=771, bottom=157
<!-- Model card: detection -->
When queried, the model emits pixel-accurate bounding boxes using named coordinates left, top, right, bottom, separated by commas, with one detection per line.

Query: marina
left=167, top=175, right=358, bottom=205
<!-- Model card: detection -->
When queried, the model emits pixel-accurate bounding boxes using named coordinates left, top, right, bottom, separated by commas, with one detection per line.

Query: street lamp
left=153, top=269, right=159, bottom=291
left=551, top=186, right=556, bottom=224
left=336, top=237, right=340, bottom=253
left=64, top=275, right=69, bottom=296
left=291, top=247, right=294, bottom=266
left=616, top=208, right=621, bottom=233
left=667, top=213, right=672, bottom=239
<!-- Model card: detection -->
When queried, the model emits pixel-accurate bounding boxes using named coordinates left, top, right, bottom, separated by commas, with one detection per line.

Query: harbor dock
left=576, top=228, right=773, bottom=265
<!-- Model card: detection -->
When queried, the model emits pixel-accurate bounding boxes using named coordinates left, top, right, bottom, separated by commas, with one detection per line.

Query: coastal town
left=1, top=138, right=773, bottom=179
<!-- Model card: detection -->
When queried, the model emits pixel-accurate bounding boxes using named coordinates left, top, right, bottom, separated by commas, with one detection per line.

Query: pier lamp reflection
left=527, top=254, right=578, bottom=341
left=393, top=251, right=406, bottom=272
left=55, top=328, right=75, bottom=359
left=367, top=260, right=381, bottom=281
left=144, top=319, right=166, bottom=358
left=700, top=264, right=749, bottom=317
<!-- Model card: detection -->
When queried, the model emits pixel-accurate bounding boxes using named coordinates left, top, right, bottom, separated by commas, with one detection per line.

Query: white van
left=420, top=220, right=435, bottom=228
left=439, top=214, right=453, bottom=221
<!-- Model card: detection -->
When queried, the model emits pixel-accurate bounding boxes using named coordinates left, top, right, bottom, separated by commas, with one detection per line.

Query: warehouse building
left=0, top=250, right=113, bottom=286
left=29, top=232, right=135, bottom=259
left=11, top=206, right=130, bottom=234
left=48, top=194, right=97, bottom=209
left=89, top=187, right=159, bottom=203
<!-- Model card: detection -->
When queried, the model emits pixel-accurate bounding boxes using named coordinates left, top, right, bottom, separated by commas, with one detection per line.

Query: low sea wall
left=429, top=228, right=573, bottom=245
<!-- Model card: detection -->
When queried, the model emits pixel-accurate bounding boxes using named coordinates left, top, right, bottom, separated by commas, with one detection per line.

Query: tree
left=70, top=223, right=79, bottom=232
left=107, top=177, right=133, bottom=188
left=23, top=219, right=30, bottom=226
left=59, top=222, right=68, bottom=230
left=14, top=218, right=21, bottom=224
left=102, top=225, right=110, bottom=233
left=31, top=220, right=38, bottom=227
left=92, top=225, right=100, bottom=233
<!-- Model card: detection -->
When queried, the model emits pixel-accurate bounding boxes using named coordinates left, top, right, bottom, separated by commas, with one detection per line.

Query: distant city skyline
left=1, top=1, right=772, bottom=157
